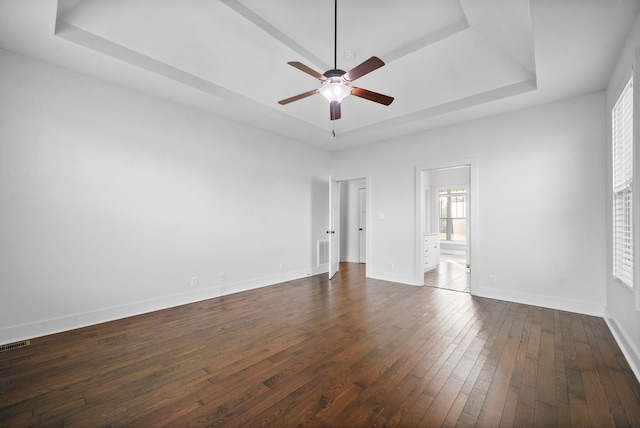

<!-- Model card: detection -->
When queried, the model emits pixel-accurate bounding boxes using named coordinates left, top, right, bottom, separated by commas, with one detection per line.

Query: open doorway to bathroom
left=421, top=165, right=471, bottom=293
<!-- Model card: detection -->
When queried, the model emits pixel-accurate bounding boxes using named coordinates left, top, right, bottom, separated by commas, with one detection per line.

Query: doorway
left=338, top=178, right=367, bottom=264
left=416, top=162, right=477, bottom=294
left=330, top=177, right=368, bottom=279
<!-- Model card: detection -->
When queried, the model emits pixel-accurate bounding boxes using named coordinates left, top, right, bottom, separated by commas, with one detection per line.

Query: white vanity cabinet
left=424, top=233, right=440, bottom=271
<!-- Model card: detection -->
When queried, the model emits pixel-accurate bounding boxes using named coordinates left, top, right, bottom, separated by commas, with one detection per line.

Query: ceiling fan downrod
left=333, top=0, right=337, bottom=71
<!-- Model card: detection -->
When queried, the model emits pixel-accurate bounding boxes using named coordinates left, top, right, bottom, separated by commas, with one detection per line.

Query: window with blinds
left=613, top=76, right=634, bottom=289
left=439, top=188, right=467, bottom=242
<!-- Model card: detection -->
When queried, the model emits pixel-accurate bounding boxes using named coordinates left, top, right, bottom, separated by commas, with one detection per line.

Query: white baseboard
left=9, top=265, right=633, bottom=387
left=476, top=286, right=605, bottom=317
left=0, top=267, right=325, bottom=346
left=604, top=310, right=640, bottom=383
left=340, top=256, right=360, bottom=263
left=474, top=286, right=640, bottom=382
left=367, top=269, right=423, bottom=286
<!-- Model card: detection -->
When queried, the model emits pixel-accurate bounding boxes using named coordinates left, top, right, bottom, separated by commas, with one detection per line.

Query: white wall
left=332, top=91, right=607, bottom=316
left=0, top=49, right=330, bottom=345
left=605, top=13, right=640, bottom=380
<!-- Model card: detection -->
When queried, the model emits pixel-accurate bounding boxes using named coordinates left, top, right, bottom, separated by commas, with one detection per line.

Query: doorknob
left=359, top=228, right=363, bottom=231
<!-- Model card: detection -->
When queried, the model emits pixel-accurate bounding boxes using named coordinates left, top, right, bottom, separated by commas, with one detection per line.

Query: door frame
left=358, top=187, right=367, bottom=264
left=329, top=176, right=339, bottom=279
left=415, top=160, right=478, bottom=294
left=329, top=175, right=370, bottom=278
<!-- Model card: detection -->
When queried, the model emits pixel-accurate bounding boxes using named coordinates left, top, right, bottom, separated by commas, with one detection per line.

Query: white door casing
left=329, top=176, right=339, bottom=279
left=358, top=188, right=366, bottom=263
left=415, top=160, right=478, bottom=292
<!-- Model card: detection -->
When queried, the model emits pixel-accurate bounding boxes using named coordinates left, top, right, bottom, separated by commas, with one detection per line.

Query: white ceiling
left=0, top=0, right=638, bottom=150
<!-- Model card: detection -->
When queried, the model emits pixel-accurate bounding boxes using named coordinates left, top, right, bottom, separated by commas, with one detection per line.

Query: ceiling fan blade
left=351, top=87, right=394, bottom=106
left=330, top=101, right=341, bottom=120
left=288, top=62, right=326, bottom=80
left=343, top=56, right=385, bottom=82
left=278, top=89, right=319, bottom=105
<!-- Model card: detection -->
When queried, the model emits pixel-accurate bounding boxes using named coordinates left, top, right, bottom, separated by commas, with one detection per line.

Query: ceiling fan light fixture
left=319, top=79, right=350, bottom=103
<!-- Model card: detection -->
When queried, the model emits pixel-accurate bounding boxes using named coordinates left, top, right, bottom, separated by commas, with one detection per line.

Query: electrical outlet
left=279, top=262, right=284, bottom=271
left=390, top=262, right=395, bottom=271
left=219, top=272, right=225, bottom=282
left=190, top=276, right=198, bottom=287
left=489, top=274, right=497, bottom=284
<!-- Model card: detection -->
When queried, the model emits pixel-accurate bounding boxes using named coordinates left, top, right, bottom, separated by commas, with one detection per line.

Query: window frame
left=612, top=75, right=635, bottom=291
left=438, top=187, right=468, bottom=243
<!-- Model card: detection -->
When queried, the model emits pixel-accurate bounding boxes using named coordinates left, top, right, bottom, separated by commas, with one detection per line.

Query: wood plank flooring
left=424, top=254, right=470, bottom=293
left=1, top=262, right=639, bottom=427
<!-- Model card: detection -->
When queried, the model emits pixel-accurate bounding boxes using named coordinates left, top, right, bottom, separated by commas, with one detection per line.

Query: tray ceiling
left=1, top=0, right=638, bottom=150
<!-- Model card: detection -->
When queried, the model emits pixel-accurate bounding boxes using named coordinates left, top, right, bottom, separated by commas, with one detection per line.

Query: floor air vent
left=0, top=340, right=30, bottom=352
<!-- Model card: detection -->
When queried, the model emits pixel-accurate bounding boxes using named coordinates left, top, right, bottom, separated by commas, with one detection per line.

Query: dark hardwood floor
left=1, top=262, right=640, bottom=427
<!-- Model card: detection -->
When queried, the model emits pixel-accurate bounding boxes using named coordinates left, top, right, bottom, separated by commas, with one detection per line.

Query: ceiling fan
left=277, top=0, right=394, bottom=120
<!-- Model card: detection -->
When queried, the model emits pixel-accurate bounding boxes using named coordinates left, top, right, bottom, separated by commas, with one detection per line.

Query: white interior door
left=328, top=176, right=339, bottom=279
left=358, top=188, right=366, bottom=263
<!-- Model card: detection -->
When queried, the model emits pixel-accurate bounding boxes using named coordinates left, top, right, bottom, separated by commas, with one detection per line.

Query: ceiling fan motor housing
left=323, top=69, right=348, bottom=85
left=323, top=69, right=346, bottom=78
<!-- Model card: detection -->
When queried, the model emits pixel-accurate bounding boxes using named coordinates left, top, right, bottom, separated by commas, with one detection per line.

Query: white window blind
left=613, top=76, right=634, bottom=289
